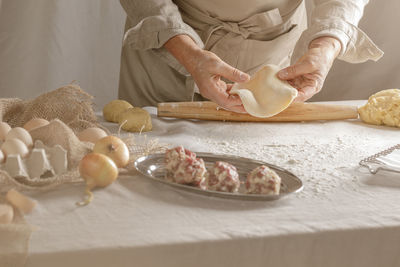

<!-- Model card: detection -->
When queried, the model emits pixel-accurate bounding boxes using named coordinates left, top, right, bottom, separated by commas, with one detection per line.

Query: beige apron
left=118, top=0, right=307, bottom=106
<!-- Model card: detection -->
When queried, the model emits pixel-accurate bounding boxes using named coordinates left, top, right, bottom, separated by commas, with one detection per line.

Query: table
left=24, top=101, right=400, bottom=267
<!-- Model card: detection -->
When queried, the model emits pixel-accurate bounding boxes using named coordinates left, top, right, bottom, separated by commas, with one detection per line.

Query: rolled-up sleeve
left=120, top=0, right=204, bottom=75
left=292, top=0, right=384, bottom=64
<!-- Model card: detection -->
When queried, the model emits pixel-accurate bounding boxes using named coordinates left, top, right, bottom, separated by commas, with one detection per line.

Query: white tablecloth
left=24, top=101, right=400, bottom=267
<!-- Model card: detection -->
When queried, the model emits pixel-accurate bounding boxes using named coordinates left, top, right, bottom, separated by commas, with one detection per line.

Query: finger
left=211, top=85, right=244, bottom=108
left=293, top=91, right=306, bottom=102
left=226, top=94, right=244, bottom=106
left=227, top=105, right=247, bottom=114
left=294, top=86, right=316, bottom=102
left=278, top=63, right=313, bottom=80
left=292, top=76, right=318, bottom=91
left=200, top=79, right=244, bottom=110
left=205, top=83, right=247, bottom=113
left=217, top=62, right=250, bottom=83
left=218, top=103, right=247, bottom=113
left=213, top=82, right=238, bottom=102
left=226, top=83, right=235, bottom=93
left=220, top=91, right=244, bottom=107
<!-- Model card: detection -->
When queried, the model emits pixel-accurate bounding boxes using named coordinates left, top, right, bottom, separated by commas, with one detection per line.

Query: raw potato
left=358, top=89, right=400, bottom=127
left=118, top=107, right=152, bottom=132
left=231, top=64, right=298, bottom=118
left=0, top=204, right=14, bottom=224
left=103, top=99, right=133, bottom=123
left=6, top=189, right=36, bottom=214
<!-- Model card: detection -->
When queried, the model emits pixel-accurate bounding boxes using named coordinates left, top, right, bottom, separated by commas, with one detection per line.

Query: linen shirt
left=120, top=0, right=383, bottom=73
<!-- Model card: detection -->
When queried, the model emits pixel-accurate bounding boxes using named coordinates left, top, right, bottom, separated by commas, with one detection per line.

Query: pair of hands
left=165, top=35, right=341, bottom=112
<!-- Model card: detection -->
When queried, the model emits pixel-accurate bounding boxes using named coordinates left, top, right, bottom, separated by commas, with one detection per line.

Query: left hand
left=277, top=37, right=342, bottom=102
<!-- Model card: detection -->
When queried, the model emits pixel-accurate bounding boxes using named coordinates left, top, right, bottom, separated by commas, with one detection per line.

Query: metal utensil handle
left=359, top=144, right=400, bottom=174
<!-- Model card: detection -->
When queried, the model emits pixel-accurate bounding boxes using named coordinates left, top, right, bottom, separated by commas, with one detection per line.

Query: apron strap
left=176, top=0, right=290, bottom=44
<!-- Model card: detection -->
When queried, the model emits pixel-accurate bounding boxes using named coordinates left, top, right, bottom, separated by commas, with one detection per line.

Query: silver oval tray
left=134, top=152, right=303, bottom=201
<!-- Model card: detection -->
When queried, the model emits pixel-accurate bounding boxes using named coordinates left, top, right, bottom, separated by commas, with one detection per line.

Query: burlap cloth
left=0, top=84, right=98, bottom=192
left=0, top=84, right=99, bottom=132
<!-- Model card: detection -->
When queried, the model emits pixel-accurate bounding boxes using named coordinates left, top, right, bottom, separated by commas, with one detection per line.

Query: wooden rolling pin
left=157, top=101, right=359, bottom=122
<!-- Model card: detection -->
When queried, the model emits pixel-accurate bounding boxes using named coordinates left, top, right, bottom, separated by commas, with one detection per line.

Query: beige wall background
left=0, top=0, right=126, bottom=109
left=0, top=0, right=398, bottom=108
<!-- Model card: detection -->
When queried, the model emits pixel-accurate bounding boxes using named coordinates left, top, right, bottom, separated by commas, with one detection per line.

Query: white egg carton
left=0, top=140, right=68, bottom=179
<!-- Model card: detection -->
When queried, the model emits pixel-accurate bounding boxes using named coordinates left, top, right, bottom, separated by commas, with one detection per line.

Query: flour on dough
left=358, top=89, right=400, bottom=127
left=231, top=64, right=298, bottom=118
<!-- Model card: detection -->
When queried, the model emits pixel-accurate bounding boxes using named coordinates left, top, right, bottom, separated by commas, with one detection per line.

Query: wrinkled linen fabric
left=23, top=101, right=400, bottom=267
left=0, top=196, right=33, bottom=267
left=291, top=0, right=383, bottom=64
left=121, top=0, right=382, bottom=65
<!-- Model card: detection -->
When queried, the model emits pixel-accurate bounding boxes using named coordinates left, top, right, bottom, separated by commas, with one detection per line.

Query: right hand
left=186, top=49, right=250, bottom=113
left=164, top=35, right=250, bottom=113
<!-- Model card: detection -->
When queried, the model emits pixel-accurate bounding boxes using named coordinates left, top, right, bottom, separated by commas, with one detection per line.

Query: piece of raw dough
left=103, top=99, right=133, bottom=123
left=118, top=107, right=152, bottom=132
left=207, top=161, right=240, bottom=193
left=231, top=64, right=298, bottom=118
left=246, top=165, right=281, bottom=195
left=358, top=89, right=400, bottom=127
left=6, top=189, right=36, bottom=214
left=164, top=146, right=207, bottom=189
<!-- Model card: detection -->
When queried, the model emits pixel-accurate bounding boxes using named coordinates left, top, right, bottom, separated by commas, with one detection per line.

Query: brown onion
left=77, top=153, right=119, bottom=205
left=93, top=136, right=129, bottom=168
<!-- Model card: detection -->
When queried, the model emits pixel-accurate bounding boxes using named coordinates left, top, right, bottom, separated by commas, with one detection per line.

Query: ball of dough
left=207, top=161, right=240, bottom=193
left=117, top=107, right=152, bottom=132
left=165, top=145, right=197, bottom=173
left=164, top=146, right=207, bottom=189
left=246, top=165, right=281, bottom=195
left=103, top=99, right=133, bottom=123
left=358, top=89, right=400, bottom=127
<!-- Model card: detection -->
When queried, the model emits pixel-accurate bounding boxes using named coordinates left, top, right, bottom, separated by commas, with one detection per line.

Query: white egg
left=0, top=122, right=11, bottom=141
left=1, top=138, right=29, bottom=158
left=23, top=118, right=49, bottom=132
left=77, top=127, right=108, bottom=144
left=6, top=127, right=33, bottom=149
left=0, top=149, right=4, bottom=163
